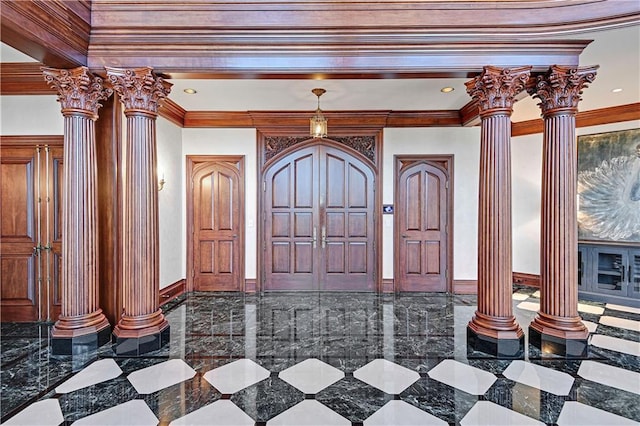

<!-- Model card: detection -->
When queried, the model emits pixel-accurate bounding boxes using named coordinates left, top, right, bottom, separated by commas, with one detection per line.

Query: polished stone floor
left=1, top=288, right=639, bottom=425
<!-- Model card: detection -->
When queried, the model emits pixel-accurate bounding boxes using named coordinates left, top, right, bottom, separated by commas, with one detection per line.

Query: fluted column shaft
left=43, top=67, right=111, bottom=351
left=528, top=65, right=598, bottom=356
left=107, top=67, right=171, bottom=354
left=477, top=112, right=515, bottom=318
left=466, top=66, right=531, bottom=357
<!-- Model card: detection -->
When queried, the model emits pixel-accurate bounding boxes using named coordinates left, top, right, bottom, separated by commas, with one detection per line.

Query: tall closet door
left=1, top=143, right=62, bottom=321
left=1, top=146, right=39, bottom=321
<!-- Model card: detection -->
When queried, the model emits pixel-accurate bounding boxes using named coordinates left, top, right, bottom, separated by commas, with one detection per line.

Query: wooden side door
left=320, top=146, right=375, bottom=291
left=191, top=158, right=244, bottom=291
left=396, top=159, right=449, bottom=292
left=264, top=146, right=320, bottom=290
left=1, top=146, right=40, bottom=321
left=47, top=146, right=63, bottom=320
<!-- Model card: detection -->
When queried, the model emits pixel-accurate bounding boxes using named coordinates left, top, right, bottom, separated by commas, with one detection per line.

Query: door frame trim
left=394, top=155, right=454, bottom=292
left=257, top=132, right=382, bottom=292
left=186, top=155, right=245, bottom=292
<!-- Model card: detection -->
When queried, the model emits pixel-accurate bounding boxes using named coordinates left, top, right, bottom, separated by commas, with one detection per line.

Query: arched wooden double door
left=263, top=142, right=376, bottom=291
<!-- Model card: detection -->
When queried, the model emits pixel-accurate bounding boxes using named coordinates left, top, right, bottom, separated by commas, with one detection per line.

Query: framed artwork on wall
left=577, top=128, right=640, bottom=243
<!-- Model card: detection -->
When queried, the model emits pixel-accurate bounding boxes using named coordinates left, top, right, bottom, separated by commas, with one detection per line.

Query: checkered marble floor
left=1, top=289, right=639, bottom=425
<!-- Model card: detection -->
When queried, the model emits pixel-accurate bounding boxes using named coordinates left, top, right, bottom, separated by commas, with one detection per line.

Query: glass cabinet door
left=593, top=248, right=628, bottom=296
left=578, top=247, right=587, bottom=290
left=629, top=250, right=640, bottom=298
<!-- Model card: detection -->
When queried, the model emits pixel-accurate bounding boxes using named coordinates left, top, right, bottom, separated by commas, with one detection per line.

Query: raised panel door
left=396, top=161, right=448, bottom=292
left=320, top=147, right=375, bottom=291
left=263, top=143, right=376, bottom=291
left=1, top=146, right=39, bottom=321
left=264, top=147, right=319, bottom=290
left=192, top=160, right=244, bottom=291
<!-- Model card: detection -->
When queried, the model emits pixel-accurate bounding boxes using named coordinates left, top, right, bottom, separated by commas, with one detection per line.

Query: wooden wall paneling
left=95, top=94, right=123, bottom=327
left=512, top=272, right=541, bottom=288
left=453, top=280, right=478, bottom=294
left=159, top=279, right=186, bottom=306
left=0, top=0, right=90, bottom=68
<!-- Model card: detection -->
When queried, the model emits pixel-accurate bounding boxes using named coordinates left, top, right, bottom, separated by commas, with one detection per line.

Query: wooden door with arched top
left=395, top=157, right=451, bottom=292
left=190, top=157, right=244, bottom=291
left=263, top=141, right=376, bottom=291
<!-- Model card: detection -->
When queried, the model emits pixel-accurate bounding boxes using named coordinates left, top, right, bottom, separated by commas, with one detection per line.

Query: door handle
left=312, top=226, right=317, bottom=249
left=321, top=226, right=326, bottom=248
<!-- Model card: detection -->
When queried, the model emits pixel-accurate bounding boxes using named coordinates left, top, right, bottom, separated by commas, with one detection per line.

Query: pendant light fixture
left=310, top=88, right=328, bottom=138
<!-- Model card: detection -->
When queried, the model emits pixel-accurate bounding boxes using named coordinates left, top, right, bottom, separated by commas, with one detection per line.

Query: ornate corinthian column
left=466, top=66, right=531, bottom=358
left=527, top=65, right=598, bottom=357
left=43, top=66, right=112, bottom=355
left=106, top=67, right=172, bottom=355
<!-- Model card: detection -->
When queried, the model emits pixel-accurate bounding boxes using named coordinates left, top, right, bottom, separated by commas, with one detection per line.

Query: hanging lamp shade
left=310, top=88, right=327, bottom=138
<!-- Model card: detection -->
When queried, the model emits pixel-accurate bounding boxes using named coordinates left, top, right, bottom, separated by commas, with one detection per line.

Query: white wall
left=512, top=132, right=543, bottom=274
left=181, top=128, right=258, bottom=279
left=511, top=119, right=640, bottom=275
left=383, top=127, right=481, bottom=280
left=157, top=117, right=185, bottom=288
left=0, top=95, right=62, bottom=135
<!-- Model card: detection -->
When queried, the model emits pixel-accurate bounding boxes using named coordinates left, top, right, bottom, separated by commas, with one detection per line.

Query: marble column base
left=529, top=327, right=589, bottom=358
left=112, top=325, right=170, bottom=356
left=50, top=325, right=111, bottom=356
left=467, top=326, right=524, bottom=359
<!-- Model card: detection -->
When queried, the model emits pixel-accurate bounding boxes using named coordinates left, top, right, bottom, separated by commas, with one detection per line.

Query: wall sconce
left=158, top=173, right=166, bottom=191
left=310, top=88, right=328, bottom=138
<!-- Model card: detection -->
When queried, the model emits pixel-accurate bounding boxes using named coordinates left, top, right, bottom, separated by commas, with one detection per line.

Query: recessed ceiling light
left=611, top=88, right=623, bottom=93
left=183, top=88, right=197, bottom=94
left=440, top=87, right=455, bottom=93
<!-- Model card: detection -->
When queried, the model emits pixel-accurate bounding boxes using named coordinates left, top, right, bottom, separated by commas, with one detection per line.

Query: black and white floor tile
left=1, top=288, right=639, bottom=425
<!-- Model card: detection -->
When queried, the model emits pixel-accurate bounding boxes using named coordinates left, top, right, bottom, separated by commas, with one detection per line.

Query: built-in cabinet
left=579, top=243, right=640, bottom=306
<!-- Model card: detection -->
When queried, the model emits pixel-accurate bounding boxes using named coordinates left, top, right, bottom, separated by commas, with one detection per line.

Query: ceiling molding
left=511, top=103, right=640, bottom=137
left=0, top=0, right=90, bottom=68
left=459, top=100, right=481, bottom=127
left=0, top=62, right=52, bottom=95
left=159, top=98, right=186, bottom=127
left=181, top=110, right=467, bottom=129
left=87, top=40, right=592, bottom=77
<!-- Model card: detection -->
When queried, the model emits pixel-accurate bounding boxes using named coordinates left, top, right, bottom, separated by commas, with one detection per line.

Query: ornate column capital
left=466, top=66, right=532, bottom=116
left=42, top=66, right=112, bottom=119
left=528, top=65, right=598, bottom=115
left=105, top=66, right=172, bottom=116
